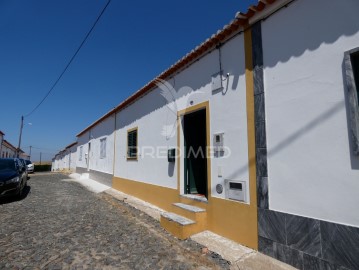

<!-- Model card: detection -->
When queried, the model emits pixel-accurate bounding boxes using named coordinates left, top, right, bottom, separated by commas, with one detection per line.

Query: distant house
left=65, top=142, right=77, bottom=172
left=52, top=142, right=77, bottom=172
left=19, top=149, right=30, bottom=160
left=75, top=114, right=115, bottom=187
left=1, top=139, right=17, bottom=158
left=0, top=130, right=4, bottom=156
left=54, top=0, right=359, bottom=269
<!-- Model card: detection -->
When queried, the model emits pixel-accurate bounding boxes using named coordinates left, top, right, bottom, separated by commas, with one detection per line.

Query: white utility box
left=225, top=180, right=246, bottom=202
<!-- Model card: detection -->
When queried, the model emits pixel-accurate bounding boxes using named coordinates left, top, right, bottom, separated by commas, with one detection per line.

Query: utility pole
left=29, top=146, right=32, bottom=160
left=17, top=115, right=24, bottom=157
left=40, top=152, right=42, bottom=165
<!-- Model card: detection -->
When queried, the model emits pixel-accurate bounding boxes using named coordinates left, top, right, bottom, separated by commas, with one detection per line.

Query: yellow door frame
left=177, top=101, right=212, bottom=201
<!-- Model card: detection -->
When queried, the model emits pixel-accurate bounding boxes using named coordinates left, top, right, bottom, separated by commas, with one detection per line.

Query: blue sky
left=0, top=0, right=257, bottom=161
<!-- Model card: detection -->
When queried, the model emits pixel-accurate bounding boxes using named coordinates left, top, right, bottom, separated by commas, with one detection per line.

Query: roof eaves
left=76, top=0, right=279, bottom=137
left=65, top=141, right=78, bottom=149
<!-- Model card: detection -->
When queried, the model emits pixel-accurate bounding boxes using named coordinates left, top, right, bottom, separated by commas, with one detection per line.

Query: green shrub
left=34, top=164, right=52, bottom=172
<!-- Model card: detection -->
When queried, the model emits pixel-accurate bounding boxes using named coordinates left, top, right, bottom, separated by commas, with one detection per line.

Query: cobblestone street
left=0, top=173, right=229, bottom=270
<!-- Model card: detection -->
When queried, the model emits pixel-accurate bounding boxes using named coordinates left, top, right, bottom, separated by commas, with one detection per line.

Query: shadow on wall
left=263, top=0, right=359, bottom=69
left=226, top=100, right=351, bottom=180
left=87, top=114, right=116, bottom=140
left=117, top=46, right=243, bottom=130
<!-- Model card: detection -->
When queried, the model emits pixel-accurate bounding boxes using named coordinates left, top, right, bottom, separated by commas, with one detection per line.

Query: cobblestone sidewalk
left=0, top=173, right=230, bottom=270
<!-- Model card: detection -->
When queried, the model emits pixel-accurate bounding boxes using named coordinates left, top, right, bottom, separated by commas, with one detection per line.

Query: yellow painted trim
left=112, top=113, right=117, bottom=175
left=244, top=27, right=258, bottom=249
left=113, top=176, right=177, bottom=211
left=126, top=127, right=138, bottom=161
left=177, top=101, right=211, bottom=199
left=113, top=175, right=258, bottom=249
left=111, top=32, right=260, bottom=250
left=177, top=117, right=181, bottom=193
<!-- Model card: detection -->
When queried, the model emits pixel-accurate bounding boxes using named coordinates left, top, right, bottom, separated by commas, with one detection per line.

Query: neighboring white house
left=19, top=150, right=30, bottom=160
left=76, top=114, right=116, bottom=187
left=254, top=1, right=359, bottom=269
left=67, top=142, right=77, bottom=172
left=51, top=155, right=58, bottom=171
left=53, top=0, right=359, bottom=269
left=1, top=139, right=17, bottom=158
left=0, top=130, right=4, bottom=156
left=52, top=142, right=78, bottom=172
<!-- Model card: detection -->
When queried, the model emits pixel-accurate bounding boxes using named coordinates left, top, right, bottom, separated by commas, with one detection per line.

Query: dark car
left=19, top=158, right=29, bottom=179
left=0, top=158, right=27, bottom=198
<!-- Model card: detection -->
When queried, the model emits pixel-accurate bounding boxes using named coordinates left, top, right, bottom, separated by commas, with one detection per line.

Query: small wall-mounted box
left=168, top=148, right=176, bottom=162
left=225, top=180, right=246, bottom=202
left=213, top=133, right=224, bottom=152
left=211, top=71, right=223, bottom=92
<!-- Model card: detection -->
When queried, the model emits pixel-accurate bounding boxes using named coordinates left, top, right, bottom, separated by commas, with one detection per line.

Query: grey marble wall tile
left=286, top=215, right=322, bottom=257
left=321, top=221, right=359, bottom=270
left=274, top=242, right=304, bottom=270
left=256, top=147, right=268, bottom=177
left=258, top=209, right=286, bottom=244
left=303, top=254, right=345, bottom=270
left=254, top=93, right=266, bottom=123
left=254, top=66, right=264, bottom=95
left=255, top=120, right=267, bottom=149
left=257, top=176, right=268, bottom=209
left=258, top=236, right=274, bottom=257
left=251, top=22, right=263, bottom=68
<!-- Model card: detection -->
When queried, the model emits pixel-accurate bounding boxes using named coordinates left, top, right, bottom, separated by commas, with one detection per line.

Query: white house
left=52, top=142, right=78, bottom=172
left=63, top=142, right=77, bottom=172
left=76, top=114, right=116, bottom=187
left=0, top=130, right=4, bottom=155
left=55, top=0, right=359, bottom=269
left=253, top=0, right=359, bottom=269
left=1, top=139, right=17, bottom=158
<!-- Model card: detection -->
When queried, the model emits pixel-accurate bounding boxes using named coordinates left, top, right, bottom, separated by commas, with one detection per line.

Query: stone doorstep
left=161, top=212, right=195, bottom=226
left=161, top=200, right=209, bottom=240
left=160, top=211, right=202, bottom=240
left=173, top=202, right=206, bottom=213
left=99, top=188, right=296, bottom=269
left=170, top=202, right=207, bottom=232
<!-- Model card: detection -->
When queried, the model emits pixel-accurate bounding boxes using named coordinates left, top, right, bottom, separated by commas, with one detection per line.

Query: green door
left=183, top=109, right=207, bottom=198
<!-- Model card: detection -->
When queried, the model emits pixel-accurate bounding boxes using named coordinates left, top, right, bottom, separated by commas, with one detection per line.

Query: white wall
left=77, top=131, right=89, bottom=169
left=77, top=115, right=115, bottom=174
left=114, top=33, right=250, bottom=200
left=69, top=144, right=77, bottom=170
left=0, top=134, right=3, bottom=157
left=1, top=144, right=16, bottom=158
left=262, top=0, right=359, bottom=226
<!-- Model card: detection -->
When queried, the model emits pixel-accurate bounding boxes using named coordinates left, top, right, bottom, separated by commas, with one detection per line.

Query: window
left=344, top=48, right=359, bottom=155
left=79, top=146, right=83, bottom=161
left=100, top=138, right=106, bottom=159
left=127, top=128, right=138, bottom=160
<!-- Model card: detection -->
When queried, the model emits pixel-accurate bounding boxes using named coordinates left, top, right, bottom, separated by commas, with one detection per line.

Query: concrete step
left=172, top=203, right=207, bottom=225
left=160, top=212, right=205, bottom=240
left=173, top=203, right=206, bottom=213
left=179, top=194, right=208, bottom=209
